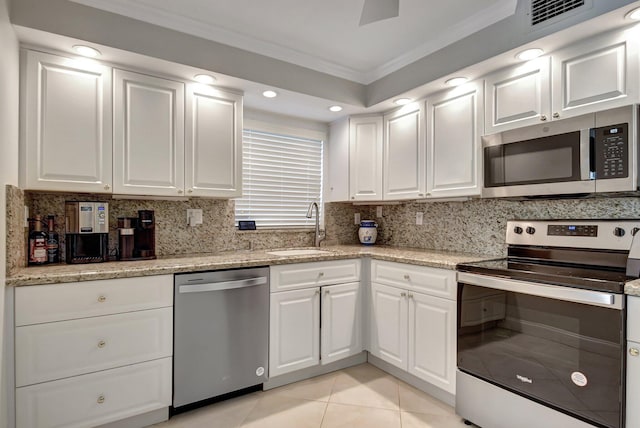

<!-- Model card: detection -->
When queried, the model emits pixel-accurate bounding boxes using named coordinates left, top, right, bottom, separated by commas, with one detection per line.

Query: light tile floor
left=155, top=363, right=470, bottom=428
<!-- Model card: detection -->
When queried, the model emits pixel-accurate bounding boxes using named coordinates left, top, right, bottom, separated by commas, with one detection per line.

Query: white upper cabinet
left=551, top=30, right=638, bottom=121
left=349, top=116, right=384, bottom=201
left=185, top=84, right=243, bottom=198
left=426, top=81, right=483, bottom=198
left=383, top=104, right=426, bottom=200
left=113, top=69, right=185, bottom=196
left=484, top=56, right=551, bottom=134
left=21, top=50, right=113, bottom=193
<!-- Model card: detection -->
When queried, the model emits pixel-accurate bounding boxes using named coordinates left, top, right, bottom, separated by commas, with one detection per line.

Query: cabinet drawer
left=16, top=307, right=173, bottom=387
left=629, top=296, right=640, bottom=342
left=371, top=260, right=456, bottom=299
left=270, top=259, right=360, bottom=292
left=15, top=275, right=173, bottom=326
left=16, top=357, right=172, bottom=428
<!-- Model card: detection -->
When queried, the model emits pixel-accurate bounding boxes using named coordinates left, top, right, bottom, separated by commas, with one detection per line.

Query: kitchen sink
left=266, top=249, right=332, bottom=256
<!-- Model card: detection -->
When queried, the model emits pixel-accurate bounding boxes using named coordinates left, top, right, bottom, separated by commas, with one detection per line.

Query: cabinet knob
left=104, top=184, right=110, bottom=190
left=553, top=112, right=560, bottom=119
left=401, top=292, right=407, bottom=298
left=403, top=274, right=410, bottom=281
left=318, top=272, right=324, bottom=277
left=408, top=292, right=414, bottom=299
left=351, top=197, right=355, bottom=200
left=98, top=340, right=106, bottom=349
left=97, top=395, right=105, bottom=404
left=325, top=290, right=330, bottom=295
left=187, top=189, right=193, bottom=194
left=178, top=189, right=184, bottom=194
left=540, top=115, right=547, bottom=121
left=315, top=289, right=321, bottom=295
left=631, top=348, right=639, bottom=357
left=418, top=193, right=424, bottom=197
left=97, top=295, right=107, bottom=303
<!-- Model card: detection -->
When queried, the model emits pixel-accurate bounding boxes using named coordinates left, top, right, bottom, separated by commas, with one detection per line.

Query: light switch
left=354, top=213, right=361, bottom=225
left=376, top=206, right=383, bottom=217
left=416, top=212, right=424, bottom=225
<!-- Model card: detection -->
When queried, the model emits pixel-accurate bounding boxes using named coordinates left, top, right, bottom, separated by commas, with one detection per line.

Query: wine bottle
left=46, top=215, right=60, bottom=264
left=28, top=215, right=48, bottom=266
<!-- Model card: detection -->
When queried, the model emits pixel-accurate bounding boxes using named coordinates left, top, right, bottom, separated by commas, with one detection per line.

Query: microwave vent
left=531, top=0, right=585, bottom=26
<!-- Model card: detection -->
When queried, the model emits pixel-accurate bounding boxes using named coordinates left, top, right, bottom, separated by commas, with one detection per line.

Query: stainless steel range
left=456, top=220, right=639, bottom=428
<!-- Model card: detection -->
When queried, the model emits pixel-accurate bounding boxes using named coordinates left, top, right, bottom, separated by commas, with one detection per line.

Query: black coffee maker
left=117, top=210, right=156, bottom=260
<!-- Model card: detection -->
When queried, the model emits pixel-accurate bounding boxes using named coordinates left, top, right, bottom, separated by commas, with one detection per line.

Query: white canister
left=358, top=220, right=377, bottom=245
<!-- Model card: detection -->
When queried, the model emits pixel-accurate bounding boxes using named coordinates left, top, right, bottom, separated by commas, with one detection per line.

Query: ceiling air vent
left=531, top=0, right=585, bottom=26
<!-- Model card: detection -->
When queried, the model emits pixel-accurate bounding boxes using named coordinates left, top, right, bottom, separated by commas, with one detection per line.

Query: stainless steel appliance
left=456, top=220, right=638, bottom=428
left=482, top=105, right=639, bottom=198
left=172, top=267, right=270, bottom=412
left=64, top=201, right=109, bottom=264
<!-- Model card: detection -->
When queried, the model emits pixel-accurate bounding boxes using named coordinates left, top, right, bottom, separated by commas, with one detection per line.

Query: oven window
left=484, top=131, right=582, bottom=187
left=457, top=283, right=623, bottom=428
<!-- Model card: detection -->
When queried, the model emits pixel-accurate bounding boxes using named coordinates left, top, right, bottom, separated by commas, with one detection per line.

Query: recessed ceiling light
left=194, top=74, right=216, bottom=84
left=262, top=90, right=278, bottom=98
left=329, top=105, right=343, bottom=112
left=516, top=48, right=544, bottom=61
left=445, top=77, right=468, bottom=87
left=394, top=98, right=412, bottom=106
left=626, top=7, right=640, bottom=20
left=72, top=45, right=101, bottom=58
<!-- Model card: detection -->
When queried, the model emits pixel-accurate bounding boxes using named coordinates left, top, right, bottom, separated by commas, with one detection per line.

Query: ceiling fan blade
left=359, top=0, right=399, bottom=26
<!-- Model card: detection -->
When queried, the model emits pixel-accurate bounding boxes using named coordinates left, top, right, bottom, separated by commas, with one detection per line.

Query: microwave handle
left=580, top=128, right=592, bottom=181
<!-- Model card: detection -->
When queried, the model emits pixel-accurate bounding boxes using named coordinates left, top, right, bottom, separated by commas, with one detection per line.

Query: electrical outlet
left=416, top=212, right=424, bottom=225
left=354, top=213, right=361, bottom=225
left=24, top=206, right=29, bottom=228
left=376, top=206, right=383, bottom=217
left=187, top=209, right=203, bottom=227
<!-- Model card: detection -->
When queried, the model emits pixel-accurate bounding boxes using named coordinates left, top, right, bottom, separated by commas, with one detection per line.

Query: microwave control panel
left=593, top=123, right=628, bottom=180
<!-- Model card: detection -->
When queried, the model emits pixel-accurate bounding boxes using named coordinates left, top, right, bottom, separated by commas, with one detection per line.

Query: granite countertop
left=6, top=245, right=496, bottom=287
left=626, top=279, right=640, bottom=297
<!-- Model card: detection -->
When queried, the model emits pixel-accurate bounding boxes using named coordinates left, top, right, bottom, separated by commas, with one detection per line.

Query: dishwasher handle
left=179, top=276, right=268, bottom=293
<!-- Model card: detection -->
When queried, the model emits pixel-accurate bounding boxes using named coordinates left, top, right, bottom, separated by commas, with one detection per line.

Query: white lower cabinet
left=16, top=358, right=172, bottom=428
left=14, top=276, right=173, bottom=428
left=627, top=296, right=640, bottom=428
left=269, top=260, right=362, bottom=378
left=269, top=287, right=320, bottom=377
left=369, top=261, right=456, bottom=394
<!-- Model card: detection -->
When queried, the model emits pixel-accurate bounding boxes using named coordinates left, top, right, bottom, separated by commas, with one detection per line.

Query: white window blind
left=235, top=128, right=323, bottom=228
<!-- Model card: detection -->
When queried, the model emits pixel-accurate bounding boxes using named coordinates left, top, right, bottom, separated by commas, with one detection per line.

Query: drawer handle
left=98, top=340, right=106, bottom=349
left=403, top=274, right=410, bottom=281
left=97, top=295, right=107, bottom=303
left=631, top=348, right=640, bottom=357
left=318, top=272, right=324, bottom=277
left=97, top=395, right=105, bottom=404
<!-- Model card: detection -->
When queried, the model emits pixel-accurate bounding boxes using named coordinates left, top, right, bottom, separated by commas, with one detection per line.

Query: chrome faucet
left=306, top=202, right=324, bottom=247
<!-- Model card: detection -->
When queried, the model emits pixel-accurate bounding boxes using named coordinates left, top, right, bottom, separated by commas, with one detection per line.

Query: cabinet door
left=628, top=340, right=640, bottom=428
left=321, top=282, right=362, bottom=365
left=21, top=50, right=112, bottom=193
left=349, top=116, right=383, bottom=201
left=269, top=288, right=320, bottom=377
left=408, top=292, right=456, bottom=394
left=369, top=282, right=407, bottom=370
left=552, top=30, right=638, bottom=120
left=484, top=56, right=551, bottom=134
left=185, top=84, right=243, bottom=198
left=426, top=82, right=483, bottom=198
left=383, top=104, right=426, bottom=200
left=113, top=69, right=184, bottom=196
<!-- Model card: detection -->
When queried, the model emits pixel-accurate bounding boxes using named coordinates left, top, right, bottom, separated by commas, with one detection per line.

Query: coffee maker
left=65, top=202, right=109, bottom=264
left=117, top=210, right=156, bottom=260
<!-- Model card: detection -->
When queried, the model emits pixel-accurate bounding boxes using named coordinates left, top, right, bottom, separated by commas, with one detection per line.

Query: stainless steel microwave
left=482, top=105, right=639, bottom=198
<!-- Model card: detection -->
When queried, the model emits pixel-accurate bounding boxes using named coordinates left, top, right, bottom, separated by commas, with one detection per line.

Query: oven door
left=457, top=272, right=625, bottom=428
left=482, top=128, right=594, bottom=198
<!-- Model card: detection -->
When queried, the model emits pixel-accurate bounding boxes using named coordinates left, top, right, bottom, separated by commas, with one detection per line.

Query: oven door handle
left=457, top=272, right=624, bottom=309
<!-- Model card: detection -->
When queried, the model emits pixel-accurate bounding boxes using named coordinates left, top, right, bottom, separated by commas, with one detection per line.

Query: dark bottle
left=46, top=215, right=60, bottom=264
left=28, top=215, right=48, bottom=266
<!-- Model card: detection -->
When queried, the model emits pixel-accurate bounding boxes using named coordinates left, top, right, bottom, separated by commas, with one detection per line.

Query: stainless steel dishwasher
left=173, top=266, right=270, bottom=412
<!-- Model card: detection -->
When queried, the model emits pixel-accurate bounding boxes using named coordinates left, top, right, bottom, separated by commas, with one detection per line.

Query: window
left=235, top=127, right=324, bottom=228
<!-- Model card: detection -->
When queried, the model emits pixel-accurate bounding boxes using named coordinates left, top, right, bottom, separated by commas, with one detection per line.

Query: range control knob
left=526, top=227, right=536, bottom=235
left=513, top=226, right=523, bottom=235
left=632, top=227, right=640, bottom=236
left=614, top=227, right=626, bottom=237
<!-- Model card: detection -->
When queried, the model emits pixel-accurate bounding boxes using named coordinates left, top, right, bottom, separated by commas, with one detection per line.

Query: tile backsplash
left=7, top=184, right=640, bottom=274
